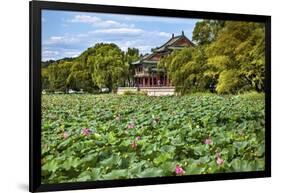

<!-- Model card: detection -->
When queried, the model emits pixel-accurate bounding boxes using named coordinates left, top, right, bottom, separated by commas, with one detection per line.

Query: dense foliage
left=42, top=93, right=265, bottom=183
left=158, top=20, right=265, bottom=94
left=42, top=44, right=140, bottom=93
left=42, top=20, right=265, bottom=95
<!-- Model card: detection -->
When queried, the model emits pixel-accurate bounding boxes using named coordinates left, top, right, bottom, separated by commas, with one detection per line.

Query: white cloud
left=42, top=47, right=82, bottom=61
left=158, top=31, right=170, bottom=37
left=44, top=35, right=81, bottom=46
left=42, top=28, right=174, bottom=60
left=122, top=15, right=198, bottom=25
left=64, top=51, right=81, bottom=58
left=70, top=15, right=101, bottom=23
left=50, top=36, right=63, bottom=41
left=90, top=28, right=144, bottom=35
left=42, top=50, right=59, bottom=61
left=69, top=14, right=133, bottom=29
left=43, top=50, right=59, bottom=55
left=42, top=12, right=192, bottom=60
left=77, top=33, right=89, bottom=38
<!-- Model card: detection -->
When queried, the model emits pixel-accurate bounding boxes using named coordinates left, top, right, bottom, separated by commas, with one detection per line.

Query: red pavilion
left=132, top=31, right=194, bottom=87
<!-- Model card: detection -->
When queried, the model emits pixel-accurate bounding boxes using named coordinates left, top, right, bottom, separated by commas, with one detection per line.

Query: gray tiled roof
left=131, top=32, right=193, bottom=65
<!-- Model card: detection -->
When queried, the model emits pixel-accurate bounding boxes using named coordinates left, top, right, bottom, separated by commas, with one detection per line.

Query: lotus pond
left=41, top=93, right=265, bottom=184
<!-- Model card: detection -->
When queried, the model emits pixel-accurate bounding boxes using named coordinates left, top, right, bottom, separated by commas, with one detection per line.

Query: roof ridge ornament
left=182, top=30, right=184, bottom=36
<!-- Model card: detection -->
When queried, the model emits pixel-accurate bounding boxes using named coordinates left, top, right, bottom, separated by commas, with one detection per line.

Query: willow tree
left=87, top=43, right=127, bottom=92
left=158, top=20, right=265, bottom=95
left=46, top=61, right=72, bottom=92
left=124, top=47, right=140, bottom=86
left=192, top=20, right=225, bottom=45
left=158, top=47, right=209, bottom=94
left=206, top=21, right=265, bottom=93
left=66, top=62, right=96, bottom=92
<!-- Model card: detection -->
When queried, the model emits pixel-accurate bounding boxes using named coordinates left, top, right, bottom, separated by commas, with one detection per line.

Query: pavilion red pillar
left=148, top=77, right=150, bottom=87
left=142, top=77, right=145, bottom=86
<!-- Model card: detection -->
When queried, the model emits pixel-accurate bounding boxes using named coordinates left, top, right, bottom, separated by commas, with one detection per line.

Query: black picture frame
left=29, top=1, right=271, bottom=192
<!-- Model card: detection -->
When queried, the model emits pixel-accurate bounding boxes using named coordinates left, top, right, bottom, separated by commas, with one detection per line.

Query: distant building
left=132, top=31, right=194, bottom=87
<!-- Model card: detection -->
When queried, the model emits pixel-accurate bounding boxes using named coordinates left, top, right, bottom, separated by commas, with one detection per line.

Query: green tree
left=192, top=20, right=225, bottom=45
left=41, top=43, right=135, bottom=93
left=124, top=47, right=140, bottom=86
left=46, top=61, right=72, bottom=92
left=87, top=43, right=127, bottom=92
left=207, top=21, right=265, bottom=93
left=158, top=47, right=209, bottom=94
left=41, top=67, right=50, bottom=91
left=66, top=62, right=97, bottom=92
left=159, top=20, right=265, bottom=95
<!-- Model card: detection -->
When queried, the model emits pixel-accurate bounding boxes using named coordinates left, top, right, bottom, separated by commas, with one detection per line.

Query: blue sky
left=42, top=10, right=199, bottom=61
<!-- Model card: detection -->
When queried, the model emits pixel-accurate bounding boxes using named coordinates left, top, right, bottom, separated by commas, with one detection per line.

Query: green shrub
left=123, top=90, right=147, bottom=96
left=237, top=91, right=264, bottom=100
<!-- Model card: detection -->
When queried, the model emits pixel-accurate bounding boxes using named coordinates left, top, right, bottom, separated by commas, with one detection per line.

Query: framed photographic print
left=30, top=0, right=271, bottom=192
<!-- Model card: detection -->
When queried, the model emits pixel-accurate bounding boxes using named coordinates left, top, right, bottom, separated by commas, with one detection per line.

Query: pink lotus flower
left=127, top=123, right=135, bottom=129
left=63, top=131, right=69, bottom=139
left=216, top=156, right=224, bottom=165
left=82, top=128, right=91, bottom=136
left=204, top=137, right=212, bottom=145
left=131, top=140, right=137, bottom=150
left=175, top=165, right=185, bottom=176
left=135, top=136, right=141, bottom=141
left=215, top=153, right=224, bottom=165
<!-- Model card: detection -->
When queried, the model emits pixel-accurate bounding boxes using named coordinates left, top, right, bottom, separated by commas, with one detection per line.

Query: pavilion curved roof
left=131, top=32, right=194, bottom=65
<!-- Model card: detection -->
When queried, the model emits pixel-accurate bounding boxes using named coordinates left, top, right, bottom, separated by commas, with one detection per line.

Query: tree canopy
left=158, top=20, right=265, bottom=94
left=42, top=44, right=140, bottom=93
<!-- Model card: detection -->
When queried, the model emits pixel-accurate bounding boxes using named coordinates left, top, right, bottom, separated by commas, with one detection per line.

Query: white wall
left=0, top=0, right=279, bottom=192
